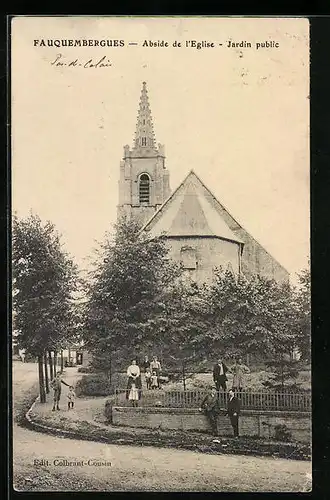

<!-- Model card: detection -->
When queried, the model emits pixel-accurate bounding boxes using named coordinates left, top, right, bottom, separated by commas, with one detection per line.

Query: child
left=151, top=371, right=159, bottom=389
left=128, top=382, right=139, bottom=407
left=145, top=368, right=152, bottom=389
left=67, top=385, right=76, bottom=410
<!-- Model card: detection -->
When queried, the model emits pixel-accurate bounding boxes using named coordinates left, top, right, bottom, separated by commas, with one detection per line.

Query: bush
left=77, top=366, right=95, bottom=374
left=110, top=372, right=128, bottom=388
left=25, top=352, right=37, bottom=363
left=274, top=424, right=292, bottom=442
left=75, top=374, right=112, bottom=397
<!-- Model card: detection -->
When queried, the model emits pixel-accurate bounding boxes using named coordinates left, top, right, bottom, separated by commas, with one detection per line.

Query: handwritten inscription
left=50, top=53, right=112, bottom=68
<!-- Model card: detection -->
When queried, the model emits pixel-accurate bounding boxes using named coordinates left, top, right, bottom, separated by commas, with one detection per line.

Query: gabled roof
left=141, top=170, right=244, bottom=245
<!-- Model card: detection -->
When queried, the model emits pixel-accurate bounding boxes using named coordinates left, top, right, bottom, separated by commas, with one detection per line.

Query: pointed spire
left=133, top=82, right=156, bottom=150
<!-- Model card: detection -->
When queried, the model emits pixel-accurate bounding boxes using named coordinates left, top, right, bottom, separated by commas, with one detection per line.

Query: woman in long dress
left=126, top=359, right=142, bottom=406
left=231, top=358, right=250, bottom=392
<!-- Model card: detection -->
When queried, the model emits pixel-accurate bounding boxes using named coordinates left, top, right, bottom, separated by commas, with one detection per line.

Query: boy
left=67, top=385, right=76, bottom=410
left=145, top=367, right=152, bottom=389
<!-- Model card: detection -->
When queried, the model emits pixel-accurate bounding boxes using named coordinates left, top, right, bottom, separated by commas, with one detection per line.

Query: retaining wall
left=109, top=406, right=311, bottom=443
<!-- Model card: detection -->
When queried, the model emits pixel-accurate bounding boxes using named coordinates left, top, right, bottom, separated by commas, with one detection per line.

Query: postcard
left=11, top=16, right=311, bottom=493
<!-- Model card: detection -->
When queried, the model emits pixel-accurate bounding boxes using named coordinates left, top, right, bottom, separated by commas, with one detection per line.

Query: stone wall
left=166, top=236, right=241, bottom=284
left=110, top=406, right=311, bottom=443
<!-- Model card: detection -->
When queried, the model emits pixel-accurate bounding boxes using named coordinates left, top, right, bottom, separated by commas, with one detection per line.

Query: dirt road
left=12, top=362, right=311, bottom=492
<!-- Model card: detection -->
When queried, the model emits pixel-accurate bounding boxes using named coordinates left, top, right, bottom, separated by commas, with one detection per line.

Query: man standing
left=142, top=355, right=150, bottom=372
left=50, top=371, right=70, bottom=411
left=227, top=389, right=241, bottom=438
left=200, top=387, right=221, bottom=436
left=213, top=358, right=229, bottom=391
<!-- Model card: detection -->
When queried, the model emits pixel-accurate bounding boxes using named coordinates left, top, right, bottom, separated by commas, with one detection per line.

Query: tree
left=205, top=269, right=297, bottom=365
left=83, top=217, right=181, bottom=376
left=152, top=278, right=212, bottom=389
left=293, top=267, right=311, bottom=363
left=12, top=213, right=78, bottom=402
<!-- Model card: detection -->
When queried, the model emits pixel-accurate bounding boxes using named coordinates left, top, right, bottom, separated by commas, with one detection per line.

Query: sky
left=12, top=17, right=310, bottom=280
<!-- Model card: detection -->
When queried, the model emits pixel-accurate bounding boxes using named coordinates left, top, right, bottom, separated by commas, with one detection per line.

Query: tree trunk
left=60, top=350, right=64, bottom=372
left=54, top=350, right=57, bottom=372
left=53, top=351, right=57, bottom=377
left=68, top=346, right=71, bottom=365
left=280, top=353, right=284, bottom=390
left=108, top=353, right=112, bottom=384
left=48, top=350, right=54, bottom=380
left=44, top=352, right=49, bottom=394
left=182, top=362, right=186, bottom=391
left=38, top=355, right=46, bottom=403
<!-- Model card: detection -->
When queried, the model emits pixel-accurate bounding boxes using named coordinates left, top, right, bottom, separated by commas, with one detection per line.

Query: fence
left=114, top=389, right=311, bottom=412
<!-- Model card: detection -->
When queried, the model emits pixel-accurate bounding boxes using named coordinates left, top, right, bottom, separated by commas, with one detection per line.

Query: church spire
left=133, top=82, right=156, bottom=150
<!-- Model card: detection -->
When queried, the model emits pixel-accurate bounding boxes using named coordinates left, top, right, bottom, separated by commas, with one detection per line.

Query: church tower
left=117, top=82, right=171, bottom=226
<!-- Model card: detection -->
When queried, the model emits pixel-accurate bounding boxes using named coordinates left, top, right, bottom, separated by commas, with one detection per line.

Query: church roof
left=141, top=170, right=244, bottom=245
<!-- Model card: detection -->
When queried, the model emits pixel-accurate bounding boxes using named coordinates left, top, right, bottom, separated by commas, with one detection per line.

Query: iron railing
left=114, top=388, right=311, bottom=412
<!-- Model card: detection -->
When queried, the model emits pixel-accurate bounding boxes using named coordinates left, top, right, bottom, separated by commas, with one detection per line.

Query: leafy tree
left=293, top=267, right=311, bottom=363
left=152, top=278, right=212, bottom=389
left=203, top=269, right=297, bottom=384
left=83, top=219, right=305, bottom=393
left=83, top=217, right=181, bottom=377
left=263, top=358, right=300, bottom=392
left=12, top=213, right=78, bottom=402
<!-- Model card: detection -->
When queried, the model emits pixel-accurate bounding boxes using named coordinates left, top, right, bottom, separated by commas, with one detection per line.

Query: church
left=117, top=82, right=288, bottom=285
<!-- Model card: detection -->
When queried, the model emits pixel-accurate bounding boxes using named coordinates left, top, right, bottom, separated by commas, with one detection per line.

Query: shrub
left=77, top=366, right=95, bottom=374
left=274, top=424, right=292, bottom=442
left=110, top=372, right=128, bottom=388
left=25, top=353, right=37, bottom=363
left=75, top=374, right=112, bottom=397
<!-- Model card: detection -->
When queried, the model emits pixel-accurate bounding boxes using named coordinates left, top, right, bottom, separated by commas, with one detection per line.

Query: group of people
left=213, top=357, right=250, bottom=392
left=200, top=387, right=241, bottom=438
left=50, top=371, right=76, bottom=411
left=199, top=356, right=251, bottom=438
left=48, top=355, right=248, bottom=439
left=126, top=356, right=162, bottom=406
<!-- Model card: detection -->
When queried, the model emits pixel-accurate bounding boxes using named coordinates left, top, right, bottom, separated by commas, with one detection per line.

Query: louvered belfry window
left=139, top=174, right=150, bottom=204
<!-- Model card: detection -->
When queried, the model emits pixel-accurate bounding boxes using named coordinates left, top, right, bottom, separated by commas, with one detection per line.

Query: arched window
left=139, top=174, right=150, bottom=204
left=141, top=137, right=147, bottom=146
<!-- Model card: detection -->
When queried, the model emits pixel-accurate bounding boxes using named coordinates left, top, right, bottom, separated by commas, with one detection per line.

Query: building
left=117, top=82, right=289, bottom=284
